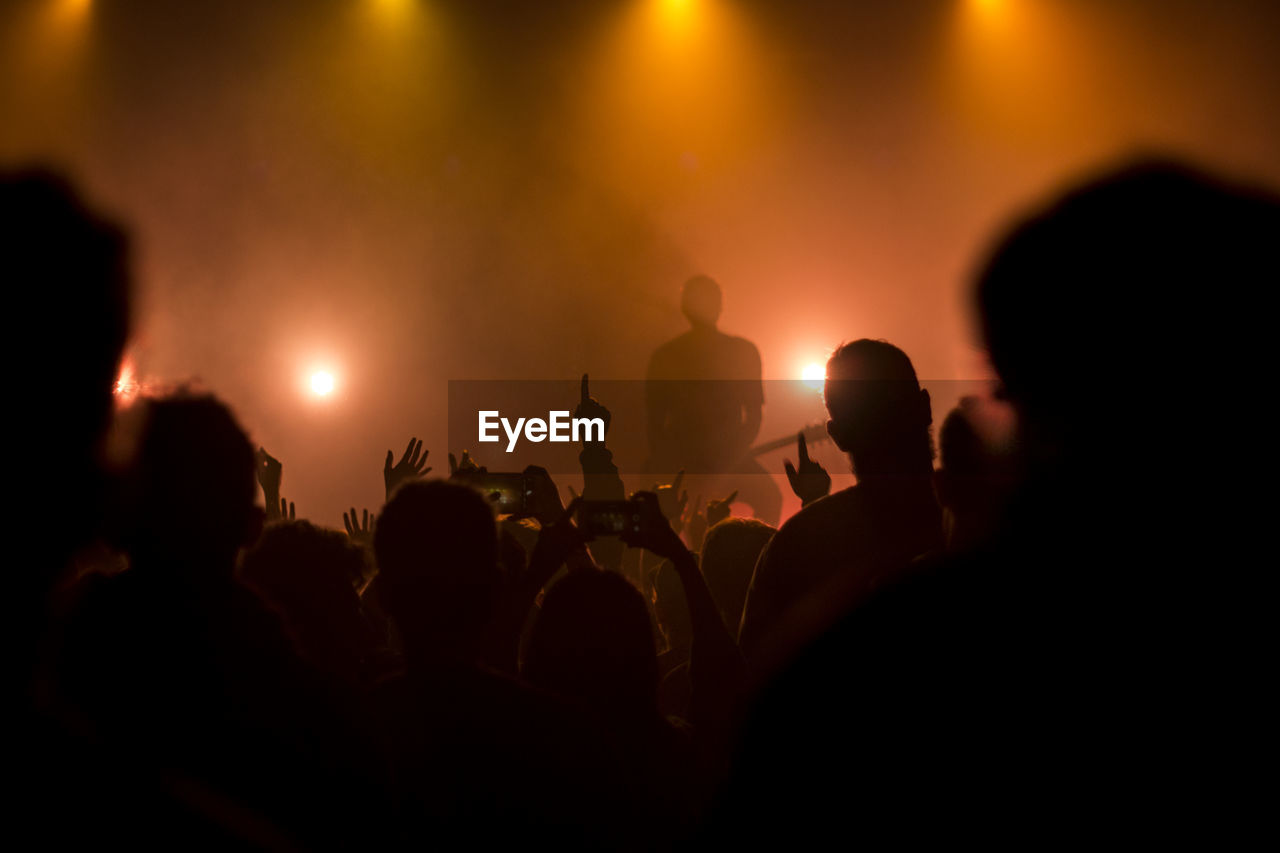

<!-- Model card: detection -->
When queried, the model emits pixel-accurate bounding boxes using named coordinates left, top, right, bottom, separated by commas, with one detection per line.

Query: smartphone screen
left=450, top=471, right=531, bottom=515
left=576, top=500, right=643, bottom=537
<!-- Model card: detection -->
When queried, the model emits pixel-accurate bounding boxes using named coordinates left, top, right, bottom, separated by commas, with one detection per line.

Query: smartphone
left=576, top=499, right=647, bottom=538
left=450, top=471, right=532, bottom=515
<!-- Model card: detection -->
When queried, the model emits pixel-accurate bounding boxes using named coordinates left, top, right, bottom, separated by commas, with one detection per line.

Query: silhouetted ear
left=918, top=388, right=933, bottom=428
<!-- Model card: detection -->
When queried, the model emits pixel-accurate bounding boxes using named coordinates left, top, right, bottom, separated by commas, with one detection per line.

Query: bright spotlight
left=53, top=0, right=92, bottom=24
left=801, top=362, right=825, bottom=391
left=310, top=371, right=336, bottom=396
left=113, top=355, right=139, bottom=406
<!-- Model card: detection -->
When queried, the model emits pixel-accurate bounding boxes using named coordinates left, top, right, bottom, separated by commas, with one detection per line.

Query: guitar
left=749, top=422, right=829, bottom=458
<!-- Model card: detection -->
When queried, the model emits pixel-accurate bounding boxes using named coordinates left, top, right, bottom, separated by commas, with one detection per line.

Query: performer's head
left=681, top=274, right=722, bottom=330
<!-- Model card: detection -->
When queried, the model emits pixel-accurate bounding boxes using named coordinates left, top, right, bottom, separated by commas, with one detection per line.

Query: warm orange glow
left=3, top=0, right=96, bottom=142
left=310, top=371, right=336, bottom=396
left=280, top=0, right=453, bottom=178
left=367, top=0, right=425, bottom=30
left=53, top=0, right=92, bottom=24
left=941, top=0, right=1098, bottom=146
left=801, top=362, right=825, bottom=390
left=572, top=0, right=787, bottom=203
left=656, top=0, right=698, bottom=32
left=114, top=355, right=139, bottom=406
left=968, top=0, right=1005, bottom=16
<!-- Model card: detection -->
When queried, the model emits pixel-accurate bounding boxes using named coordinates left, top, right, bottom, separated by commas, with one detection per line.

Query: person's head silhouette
left=4, top=168, right=132, bottom=690
left=701, top=518, right=776, bottom=634
left=121, top=394, right=261, bottom=574
left=935, top=397, right=1020, bottom=550
left=681, top=274, right=722, bottom=330
left=241, top=520, right=375, bottom=683
left=2, top=169, right=130, bottom=566
left=823, top=339, right=933, bottom=479
left=975, top=158, right=1280, bottom=471
left=373, top=480, right=501, bottom=665
left=524, top=568, right=658, bottom=719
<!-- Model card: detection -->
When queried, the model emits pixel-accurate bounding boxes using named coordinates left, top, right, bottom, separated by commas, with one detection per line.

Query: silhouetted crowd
left=9, top=157, right=1276, bottom=848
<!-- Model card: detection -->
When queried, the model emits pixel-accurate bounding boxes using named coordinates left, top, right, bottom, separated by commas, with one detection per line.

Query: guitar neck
left=750, top=434, right=800, bottom=456
left=750, top=424, right=828, bottom=457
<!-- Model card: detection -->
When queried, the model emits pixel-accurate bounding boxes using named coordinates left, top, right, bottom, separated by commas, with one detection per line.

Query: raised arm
left=255, top=446, right=283, bottom=520
left=623, top=492, right=745, bottom=731
left=576, top=374, right=625, bottom=502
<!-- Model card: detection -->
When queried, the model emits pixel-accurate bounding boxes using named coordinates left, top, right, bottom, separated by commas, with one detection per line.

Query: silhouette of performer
left=645, top=275, right=782, bottom=524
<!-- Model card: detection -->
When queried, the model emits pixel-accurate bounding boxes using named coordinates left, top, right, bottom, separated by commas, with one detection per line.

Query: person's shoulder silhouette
left=717, top=157, right=1280, bottom=846
left=738, top=339, right=941, bottom=666
left=58, top=392, right=379, bottom=846
left=369, top=480, right=643, bottom=843
left=3, top=169, right=131, bottom=693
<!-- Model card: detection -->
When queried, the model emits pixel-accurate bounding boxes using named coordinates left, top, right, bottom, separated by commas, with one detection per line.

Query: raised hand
left=385, top=437, right=431, bottom=498
left=256, top=446, right=283, bottom=509
left=522, top=465, right=567, bottom=526
left=573, top=373, right=611, bottom=441
left=652, top=470, right=689, bottom=534
left=447, top=449, right=484, bottom=477
left=343, top=506, right=374, bottom=546
left=278, top=497, right=296, bottom=521
left=783, top=431, right=831, bottom=507
left=621, top=491, right=688, bottom=562
left=706, top=489, right=738, bottom=528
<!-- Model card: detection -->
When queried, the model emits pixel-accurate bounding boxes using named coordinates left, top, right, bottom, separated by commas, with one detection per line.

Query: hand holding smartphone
left=449, top=470, right=533, bottom=515
left=574, top=493, right=686, bottom=561
left=575, top=499, right=648, bottom=538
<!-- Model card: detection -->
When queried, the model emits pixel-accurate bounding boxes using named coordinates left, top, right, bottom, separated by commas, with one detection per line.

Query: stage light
left=53, top=0, right=92, bottom=24
left=658, top=0, right=697, bottom=28
left=114, top=355, right=139, bottom=406
left=574, top=0, right=776, bottom=202
left=801, top=362, right=825, bottom=390
left=364, top=0, right=431, bottom=33
left=372, top=0, right=415, bottom=20
left=310, top=371, right=336, bottom=397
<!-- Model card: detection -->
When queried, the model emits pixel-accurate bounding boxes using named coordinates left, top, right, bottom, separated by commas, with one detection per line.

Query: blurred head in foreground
left=374, top=480, right=501, bottom=663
